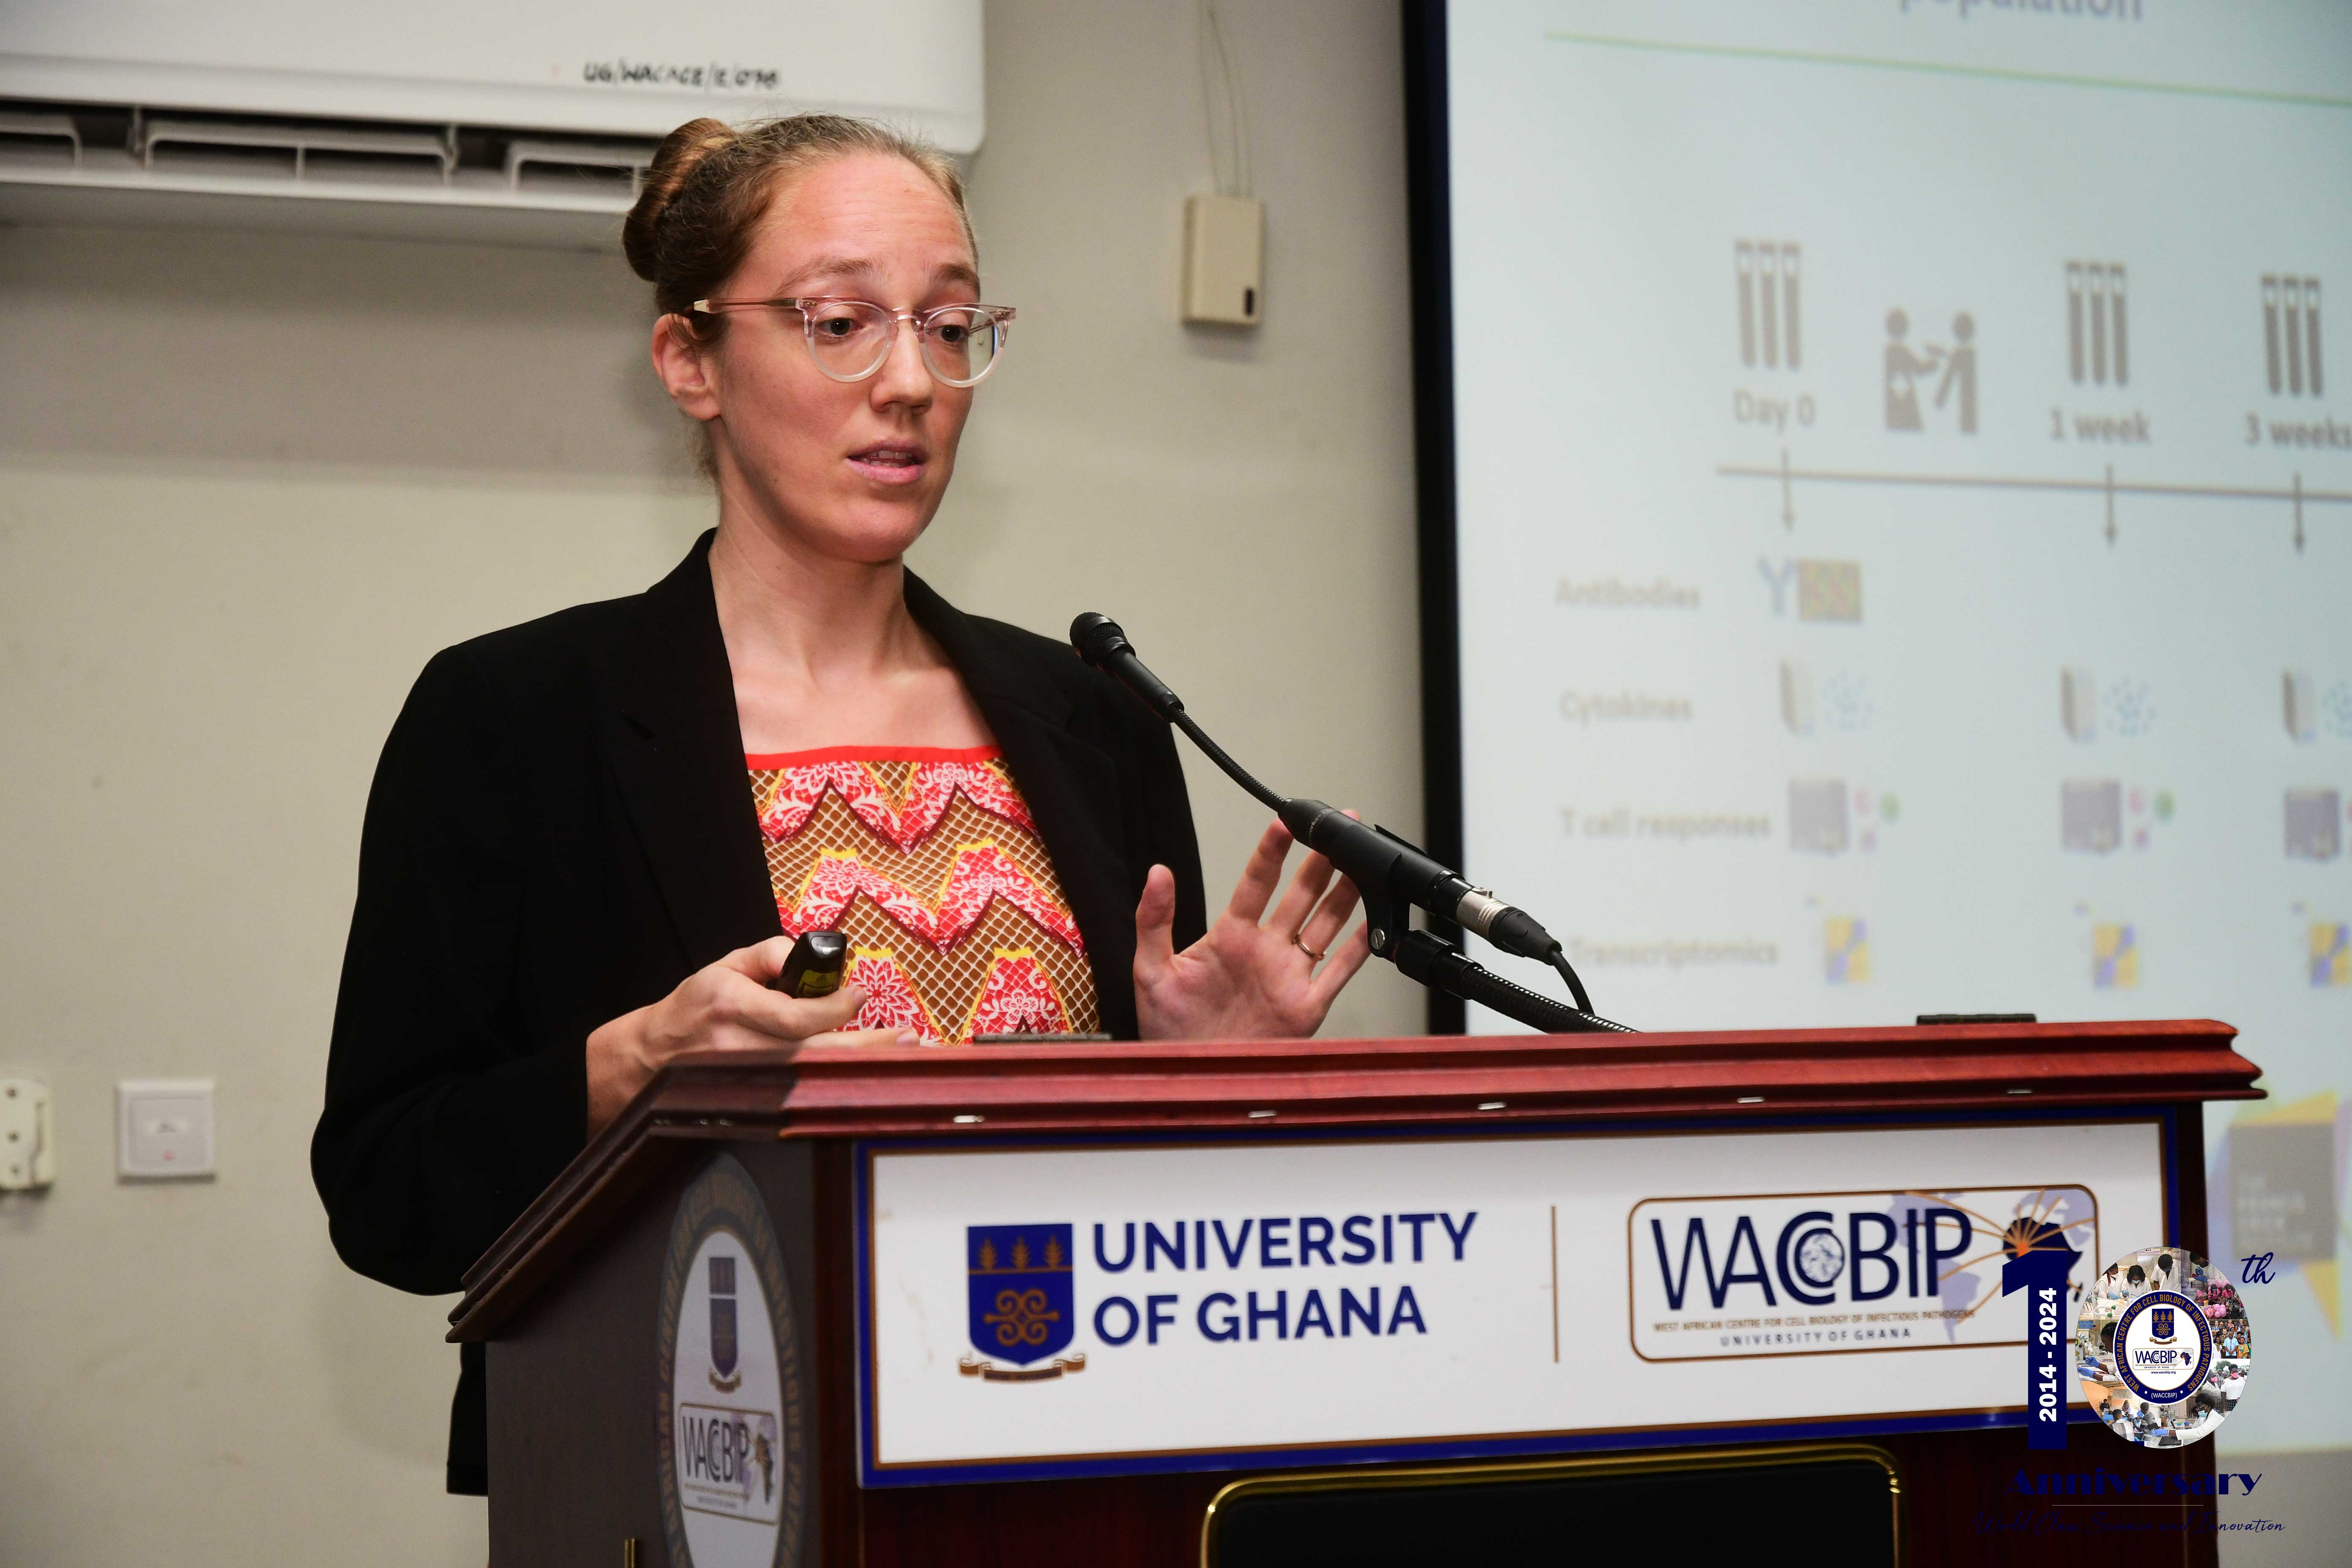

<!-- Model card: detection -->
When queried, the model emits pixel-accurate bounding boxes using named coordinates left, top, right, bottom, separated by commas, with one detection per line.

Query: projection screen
left=1410, top=0, right=2352, bottom=1458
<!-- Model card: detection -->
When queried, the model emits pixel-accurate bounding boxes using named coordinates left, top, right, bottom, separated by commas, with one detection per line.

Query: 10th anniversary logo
left=2077, top=1248, right=2252, bottom=1449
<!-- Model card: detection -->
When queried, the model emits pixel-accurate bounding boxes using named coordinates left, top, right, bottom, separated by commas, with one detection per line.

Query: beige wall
left=0, top=3, right=1418, bottom=1562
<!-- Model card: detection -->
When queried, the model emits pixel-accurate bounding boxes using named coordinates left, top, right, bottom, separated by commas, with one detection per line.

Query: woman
left=311, top=114, right=1370, bottom=1495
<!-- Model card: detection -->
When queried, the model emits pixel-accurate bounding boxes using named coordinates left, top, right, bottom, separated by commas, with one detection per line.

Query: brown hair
left=623, top=113, right=974, bottom=343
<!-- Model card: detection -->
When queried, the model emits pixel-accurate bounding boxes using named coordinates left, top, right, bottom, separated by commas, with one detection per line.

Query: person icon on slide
left=1934, top=311, right=1978, bottom=433
left=1884, top=309, right=1935, bottom=431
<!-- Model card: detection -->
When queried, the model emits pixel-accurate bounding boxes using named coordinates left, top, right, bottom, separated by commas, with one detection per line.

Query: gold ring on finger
left=1291, top=935, right=1326, bottom=963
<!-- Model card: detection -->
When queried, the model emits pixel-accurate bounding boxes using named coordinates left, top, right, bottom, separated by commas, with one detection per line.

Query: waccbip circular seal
left=655, top=1154, right=809, bottom=1567
left=2074, top=1247, right=2251, bottom=1449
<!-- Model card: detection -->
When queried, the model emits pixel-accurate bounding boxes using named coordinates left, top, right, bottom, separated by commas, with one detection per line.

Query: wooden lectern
left=449, top=1019, right=2259, bottom=1568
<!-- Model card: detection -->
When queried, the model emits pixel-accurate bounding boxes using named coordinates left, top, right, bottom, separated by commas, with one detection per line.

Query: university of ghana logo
left=959, top=1223, right=1087, bottom=1383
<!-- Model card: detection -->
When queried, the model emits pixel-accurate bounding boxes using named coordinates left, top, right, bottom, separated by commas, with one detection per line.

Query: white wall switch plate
left=1, top=1077, right=56, bottom=1191
left=1182, top=193, right=1264, bottom=326
left=117, top=1078, right=215, bottom=1179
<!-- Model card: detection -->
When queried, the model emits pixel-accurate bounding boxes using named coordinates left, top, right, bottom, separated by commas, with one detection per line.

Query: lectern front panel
left=448, top=1022, right=2247, bottom=1568
left=854, top=1111, right=2177, bottom=1486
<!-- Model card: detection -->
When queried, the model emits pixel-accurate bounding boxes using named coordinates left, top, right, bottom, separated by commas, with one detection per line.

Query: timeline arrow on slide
left=1721, top=460, right=2350, bottom=554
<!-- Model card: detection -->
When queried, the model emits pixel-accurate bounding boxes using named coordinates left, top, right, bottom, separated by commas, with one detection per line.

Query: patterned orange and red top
left=748, top=746, right=1100, bottom=1045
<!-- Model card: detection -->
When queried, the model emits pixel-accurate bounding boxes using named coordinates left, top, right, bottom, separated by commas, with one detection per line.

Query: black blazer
left=310, top=533, right=1206, bottom=1493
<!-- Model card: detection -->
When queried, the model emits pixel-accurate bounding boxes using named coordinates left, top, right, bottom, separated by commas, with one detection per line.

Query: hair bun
left=623, top=117, right=738, bottom=282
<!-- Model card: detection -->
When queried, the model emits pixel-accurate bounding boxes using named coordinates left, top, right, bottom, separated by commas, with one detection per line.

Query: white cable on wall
left=1197, top=0, right=1252, bottom=199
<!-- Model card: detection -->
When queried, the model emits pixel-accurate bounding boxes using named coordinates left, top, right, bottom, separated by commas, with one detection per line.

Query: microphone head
left=1068, top=612, right=1130, bottom=668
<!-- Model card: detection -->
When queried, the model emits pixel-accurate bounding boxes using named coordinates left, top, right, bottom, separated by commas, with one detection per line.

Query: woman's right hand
left=585, top=935, right=915, bottom=1134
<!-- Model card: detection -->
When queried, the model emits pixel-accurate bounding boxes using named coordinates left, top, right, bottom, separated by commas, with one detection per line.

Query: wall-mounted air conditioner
left=0, top=0, right=985, bottom=248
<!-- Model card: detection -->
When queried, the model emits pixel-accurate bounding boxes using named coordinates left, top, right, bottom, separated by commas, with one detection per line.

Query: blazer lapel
left=906, top=574, right=1140, bottom=1039
left=604, top=534, right=781, bottom=967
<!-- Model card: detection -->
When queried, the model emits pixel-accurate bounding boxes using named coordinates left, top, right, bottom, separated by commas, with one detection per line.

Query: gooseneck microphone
left=1070, top=613, right=1624, bottom=1032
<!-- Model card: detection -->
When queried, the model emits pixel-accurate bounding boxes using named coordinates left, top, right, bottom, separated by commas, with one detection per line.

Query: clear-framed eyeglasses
left=688, top=296, right=1016, bottom=387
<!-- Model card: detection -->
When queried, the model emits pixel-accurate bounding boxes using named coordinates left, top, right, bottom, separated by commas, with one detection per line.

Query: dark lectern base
left=850, top=1422, right=2218, bottom=1568
left=1206, top=1450, right=1897, bottom=1568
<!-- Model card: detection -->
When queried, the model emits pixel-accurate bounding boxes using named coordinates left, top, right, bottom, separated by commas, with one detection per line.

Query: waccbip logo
left=1628, top=1186, right=2097, bottom=1361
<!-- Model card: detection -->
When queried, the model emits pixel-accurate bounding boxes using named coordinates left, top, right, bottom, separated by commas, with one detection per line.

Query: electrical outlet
left=117, top=1078, right=215, bottom=1179
left=1, top=1078, right=56, bottom=1191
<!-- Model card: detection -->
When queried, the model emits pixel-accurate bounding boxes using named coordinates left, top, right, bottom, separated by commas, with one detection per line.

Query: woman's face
left=662, top=152, right=980, bottom=564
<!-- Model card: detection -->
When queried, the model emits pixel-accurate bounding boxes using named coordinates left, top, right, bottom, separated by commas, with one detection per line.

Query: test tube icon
left=1781, top=245, right=1802, bottom=370
left=2062, top=668, right=2098, bottom=742
left=1736, top=241, right=1802, bottom=370
left=2068, top=263, right=2086, bottom=383
left=2286, top=278, right=2306, bottom=395
left=2263, top=274, right=2324, bottom=396
left=2089, top=266, right=2109, bottom=384
left=2067, top=263, right=2128, bottom=386
left=2307, top=279, right=2323, bottom=396
left=2109, top=265, right=2128, bottom=386
left=1737, top=241, right=1756, bottom=366
left=1781, top=659, right=1816, bottom=735
left=2265, top=275, right=2283, bottom=395
left=2285, top=670, right=2316, bottom=742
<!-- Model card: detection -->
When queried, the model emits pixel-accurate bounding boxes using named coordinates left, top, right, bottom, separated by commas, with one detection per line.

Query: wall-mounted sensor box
left=1183, top=193, right=1263, bottom=326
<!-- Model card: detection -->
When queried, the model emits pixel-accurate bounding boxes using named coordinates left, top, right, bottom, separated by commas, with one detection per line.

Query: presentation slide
left=1442, top=0, right=2351, bottom=1454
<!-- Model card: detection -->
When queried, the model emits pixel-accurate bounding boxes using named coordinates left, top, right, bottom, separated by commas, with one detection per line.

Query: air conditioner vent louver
left=0, top=108, right=81, bottom=169
left=0, top=98, right=661, bottom=248
left=136, top=114, right=457, bottom=185
left=504, top=138, right=649, bottom=197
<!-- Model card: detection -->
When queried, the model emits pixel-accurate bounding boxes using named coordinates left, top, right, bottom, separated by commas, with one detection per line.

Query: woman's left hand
left=1134, top=820, right=1373, bottom=1040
